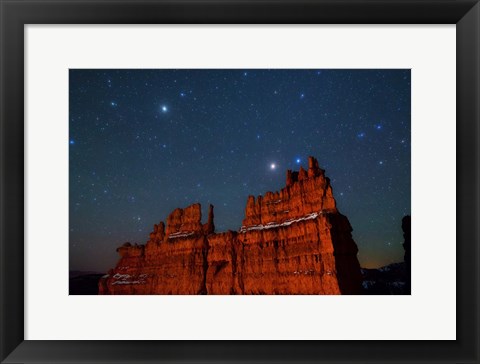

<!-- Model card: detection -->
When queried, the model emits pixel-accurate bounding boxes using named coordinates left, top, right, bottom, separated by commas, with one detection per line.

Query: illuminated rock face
left=99, top=157, right=362, bottom=295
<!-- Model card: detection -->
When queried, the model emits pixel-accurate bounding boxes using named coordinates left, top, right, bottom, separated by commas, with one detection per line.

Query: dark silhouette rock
left=70, top=272, right=104, bottom=295
left=360, top=216, right=411, bottom=295
left=402, top=215, right=411, bottom=294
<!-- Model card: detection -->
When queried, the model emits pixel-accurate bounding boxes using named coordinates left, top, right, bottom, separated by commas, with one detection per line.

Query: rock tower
left=99, top=157, right=362, bottom=294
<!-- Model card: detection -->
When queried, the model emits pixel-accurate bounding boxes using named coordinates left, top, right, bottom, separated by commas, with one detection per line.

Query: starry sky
left=69, top=69, right=410, bottom=272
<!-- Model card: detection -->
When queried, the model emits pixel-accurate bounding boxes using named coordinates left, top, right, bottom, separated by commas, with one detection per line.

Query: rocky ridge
left=99, top=157, right=362, bottom=295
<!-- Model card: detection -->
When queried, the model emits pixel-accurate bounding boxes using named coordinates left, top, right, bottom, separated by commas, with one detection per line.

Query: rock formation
left=402, top=215, right=411, bottom=294
left=99, top=157, right=363, bottom=295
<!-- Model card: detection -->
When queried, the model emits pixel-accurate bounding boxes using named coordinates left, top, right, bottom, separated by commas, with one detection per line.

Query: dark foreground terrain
left=69, top=272, right=104, bottom=295
left=361, top=262, right=409, bottom=295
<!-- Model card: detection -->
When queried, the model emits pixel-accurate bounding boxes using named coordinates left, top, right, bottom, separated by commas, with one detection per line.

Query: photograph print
left=69, top=69, right=411, bottom=295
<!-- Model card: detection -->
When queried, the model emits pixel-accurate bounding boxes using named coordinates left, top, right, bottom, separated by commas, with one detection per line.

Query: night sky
left=69, top=69, right=410, bottom=272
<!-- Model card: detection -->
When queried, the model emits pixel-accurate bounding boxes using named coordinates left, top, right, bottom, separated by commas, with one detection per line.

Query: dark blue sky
left=69, top=69, right=410, bottom=272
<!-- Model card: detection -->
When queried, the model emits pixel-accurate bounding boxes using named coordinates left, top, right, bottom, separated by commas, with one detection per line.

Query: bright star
left=69, top=140, right=75, bottom=145
left=300, top=93, right=305, bottom=99
left=270, top=163, right=276, bottom=170
left=161, top=105, right=168, bottom=112
left=296, top=158, right=301, bottom=164
left=357, top=132, right=366, bottom=138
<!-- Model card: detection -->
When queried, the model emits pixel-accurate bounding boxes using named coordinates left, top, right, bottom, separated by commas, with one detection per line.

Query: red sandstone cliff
left=98, top=157, right=362, bottom=295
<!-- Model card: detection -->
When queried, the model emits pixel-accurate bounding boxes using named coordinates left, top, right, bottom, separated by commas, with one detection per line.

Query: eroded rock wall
left=99, top=157, right=362, bottom=295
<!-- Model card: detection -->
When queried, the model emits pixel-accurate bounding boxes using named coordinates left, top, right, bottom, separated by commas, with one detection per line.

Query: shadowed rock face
left=402, top=215, right=411, bottom=294
left=99, top=157, right=362, bottom=295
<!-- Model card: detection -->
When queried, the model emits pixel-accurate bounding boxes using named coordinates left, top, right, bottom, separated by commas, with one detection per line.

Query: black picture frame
left=1, top=0, right=479, bottom=363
